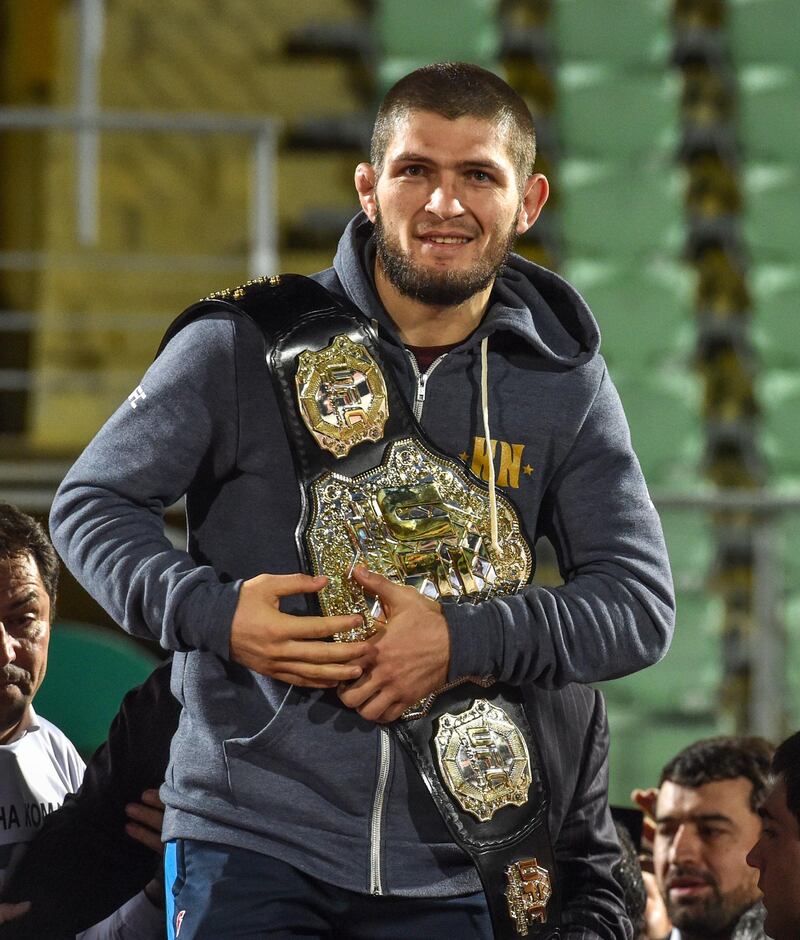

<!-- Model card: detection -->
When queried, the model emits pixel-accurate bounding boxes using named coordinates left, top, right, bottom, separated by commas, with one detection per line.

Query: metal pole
left=250, top=126, right=278, bottom=277
left=76, top=0, right=104, bottom=244
left=750, top=515, right=787, bottom=739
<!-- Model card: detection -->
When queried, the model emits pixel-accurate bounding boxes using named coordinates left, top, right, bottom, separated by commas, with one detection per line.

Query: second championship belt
left=163, top=275, right=561, bottom=939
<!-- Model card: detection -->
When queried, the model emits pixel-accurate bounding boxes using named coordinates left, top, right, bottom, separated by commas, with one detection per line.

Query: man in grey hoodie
left=50, top=63, right=674, bottom=938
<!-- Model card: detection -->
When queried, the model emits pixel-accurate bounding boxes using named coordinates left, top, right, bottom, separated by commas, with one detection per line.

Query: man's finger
left=275, top=661, right=364, bottom=683
left=125, top=820, right=164, bottom=854
left=357, top=689, right=401, bottom=723
left=265, top=573, right=328, bottom=598
left=139, top=788, right=164, bottom=809
left=277, top=639, right=370, bottom=664
left=377, top=702, right=409, bottom=724
left=125, top=801, right=164, bottom=834
left=0, top=901, right=31, bottom=924
left=350, top=567, right=407, bottom=603
left=276, top=612, right=365, bottom=641
left=272, top=671, right=345, bottom=688
left=337, top=673, right=379, bottom=709
left=631, top=787, right=659, bottom=817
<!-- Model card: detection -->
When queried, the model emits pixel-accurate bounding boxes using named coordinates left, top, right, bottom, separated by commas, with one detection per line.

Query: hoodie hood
left=332, top=212, right=601, bottom=369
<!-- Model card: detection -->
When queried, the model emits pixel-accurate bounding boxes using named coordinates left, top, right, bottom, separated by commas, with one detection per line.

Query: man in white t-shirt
left=0, top=501, right=164, bottom=938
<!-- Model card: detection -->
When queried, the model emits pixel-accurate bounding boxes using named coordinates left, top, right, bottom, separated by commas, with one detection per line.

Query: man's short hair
left=0, top=502, right=59, bottom=611
left=660, top=736, right=774, bottom=811
left=370, top=62, right=537, bottom=187
left=772, top=730, right=800, bottom=829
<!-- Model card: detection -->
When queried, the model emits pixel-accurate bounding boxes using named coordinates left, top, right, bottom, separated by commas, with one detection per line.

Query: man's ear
left=516, top=173, right=549, bottom=234
left=355, top=163, right=379, bottom=222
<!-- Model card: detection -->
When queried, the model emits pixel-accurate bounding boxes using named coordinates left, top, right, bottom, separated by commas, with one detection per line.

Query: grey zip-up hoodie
left=50, top=213, right=674, bottom=906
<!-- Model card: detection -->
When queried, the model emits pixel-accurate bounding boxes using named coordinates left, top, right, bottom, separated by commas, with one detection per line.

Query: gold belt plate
left=434, top=700, right=532, bottom=822
left=295, top=335, right=389, bottom=458
left=505, top=857, right=552, bottom=934
left=305, top=437, right=532, bottom=641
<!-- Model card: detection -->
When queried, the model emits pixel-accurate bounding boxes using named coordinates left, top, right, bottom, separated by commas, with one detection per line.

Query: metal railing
left=0, top=106, right=280, bottom=276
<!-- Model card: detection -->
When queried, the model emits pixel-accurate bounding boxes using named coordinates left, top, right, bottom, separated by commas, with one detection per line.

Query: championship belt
left=161, top=274, right=561, bottom=938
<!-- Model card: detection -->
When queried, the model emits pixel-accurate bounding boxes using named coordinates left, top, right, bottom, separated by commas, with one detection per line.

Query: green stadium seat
left=35, top=621, right=162, bottom=759
left=614, top=372, right=704, bottom=487
left=602, top=585, right=725, bottom=802
left=562, top=257, right=694, bottom=379
left=759, top=371, right=800, bottom=485
left=558, top=63, right=679, bottom=158
left=750, top=263, right=800, bottom=370
left=779, top=510, right=800, bottom=592
left=553, top=0, right=670, bottom=67
left=376, top=0, right=501, bottom=93
left=743, top=162, right=800, bottom=262
left=559, top=158, right=684, bottom=259
left=729, top=0, right=797, bottom=66
left=602, top=587, right=724, bottom=803
left=739, top=66, right=800, bottom=160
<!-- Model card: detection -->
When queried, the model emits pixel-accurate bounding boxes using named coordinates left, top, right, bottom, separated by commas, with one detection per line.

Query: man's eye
left=471, top=170, right=491, bottom=182
left=7, top=615, right=37, bottom=635
left=403, top=165, right=424, bottom=176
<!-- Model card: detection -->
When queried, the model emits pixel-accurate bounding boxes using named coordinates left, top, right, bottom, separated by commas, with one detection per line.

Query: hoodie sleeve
left=49, top=315, right=241, bottom=657
left=443, top=366, right=675, bottom=688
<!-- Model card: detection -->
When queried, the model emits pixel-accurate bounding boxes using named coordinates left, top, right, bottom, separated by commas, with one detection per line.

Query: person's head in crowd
left=0, top=503, right=58, bottom=743
left=654, top=735, right=772, bottom=939
left=747, top=730, right=800, bottom=940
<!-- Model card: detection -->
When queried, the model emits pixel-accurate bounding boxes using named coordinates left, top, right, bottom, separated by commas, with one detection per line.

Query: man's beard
left=665, top=867, right=760, bottom=937
left=373, top=204, right=519, bottom=307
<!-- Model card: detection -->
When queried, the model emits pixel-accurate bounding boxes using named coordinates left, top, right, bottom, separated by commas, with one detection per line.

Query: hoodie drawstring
left=480, top=336, right=500, bottom=556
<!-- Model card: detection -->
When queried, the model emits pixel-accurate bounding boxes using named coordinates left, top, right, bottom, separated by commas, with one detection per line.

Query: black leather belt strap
left=159, top=274, right=415, bottom=587
left=395, top=682, right=560, bottom=940
left=160, top=274, right=561, bottom=938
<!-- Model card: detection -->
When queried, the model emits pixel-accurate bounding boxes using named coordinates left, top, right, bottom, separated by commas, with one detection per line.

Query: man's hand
left=642, top=870, right=672, bottom=939
left=337, top=567, right=450, bottom=723
left=126, top=788, right=168, bottom=910
left=230, top=573, right=368, bottom=687
left=632, top=787, right=672, bottom=938
left=631, top=786, right=659, bottom=850
left=0, top=901, right=30, bottom=924
left=125, top=788, right=165, bottom=855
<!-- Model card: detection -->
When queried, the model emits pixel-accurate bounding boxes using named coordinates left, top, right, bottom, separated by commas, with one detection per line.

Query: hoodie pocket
left=222, top=684, right=302, bottom=805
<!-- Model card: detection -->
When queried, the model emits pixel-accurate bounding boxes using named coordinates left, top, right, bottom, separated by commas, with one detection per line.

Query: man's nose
left=745, top=838, right=763, bottom=872
left=0, top=624, right=17, bottom=666
left=425, top=179, right=465, bottom=219
left=669, top=823, right=701, bottom=864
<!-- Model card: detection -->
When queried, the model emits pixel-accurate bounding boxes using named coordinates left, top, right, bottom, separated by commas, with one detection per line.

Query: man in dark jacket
left=50, top=62, right=675, bottom=938
left=0, top=662, right=177, bottom=938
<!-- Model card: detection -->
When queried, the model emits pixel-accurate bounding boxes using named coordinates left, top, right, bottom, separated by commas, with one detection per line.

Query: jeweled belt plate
left=305, top=436, right=532, bottom=642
